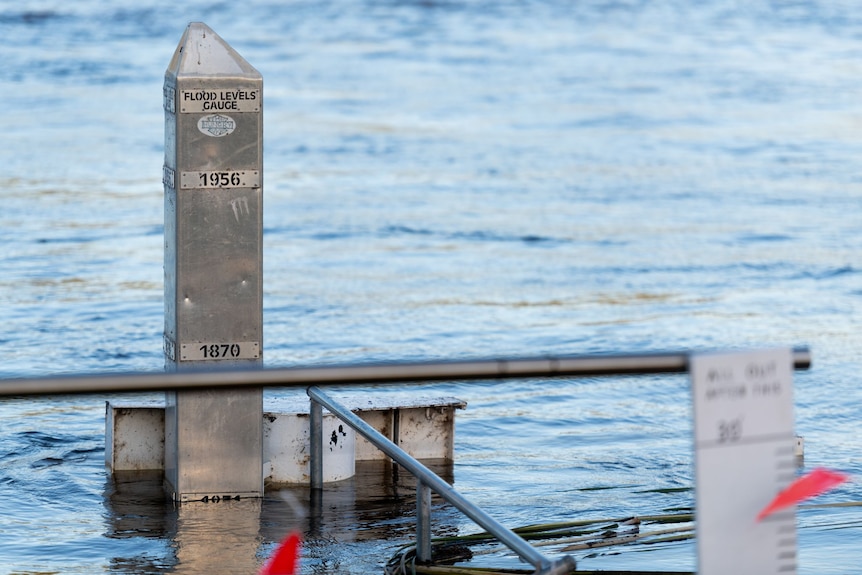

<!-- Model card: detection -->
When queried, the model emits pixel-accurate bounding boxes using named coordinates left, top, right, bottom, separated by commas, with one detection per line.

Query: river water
left=2, top=0, right=862, bottom=573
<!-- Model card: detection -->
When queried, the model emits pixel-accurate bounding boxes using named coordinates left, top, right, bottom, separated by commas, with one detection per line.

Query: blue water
left=3, top=0, right=862, bottom=573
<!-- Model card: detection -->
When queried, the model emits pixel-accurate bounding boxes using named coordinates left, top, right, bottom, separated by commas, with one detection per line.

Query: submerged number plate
left=181, top=170, right=260, bottom=189
left=180, top=342, right=260, bottom=361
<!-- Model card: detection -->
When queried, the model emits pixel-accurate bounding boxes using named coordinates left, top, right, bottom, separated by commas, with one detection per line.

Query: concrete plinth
left=106, top=395, right=466, bottom=487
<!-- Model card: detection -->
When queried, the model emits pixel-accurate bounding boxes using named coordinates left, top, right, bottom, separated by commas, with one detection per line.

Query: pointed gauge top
left=166, top=22, right=260, bottom=80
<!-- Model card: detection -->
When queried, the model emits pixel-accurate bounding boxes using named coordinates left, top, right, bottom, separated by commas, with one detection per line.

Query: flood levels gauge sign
left=691, top=348, right=797, bottom=575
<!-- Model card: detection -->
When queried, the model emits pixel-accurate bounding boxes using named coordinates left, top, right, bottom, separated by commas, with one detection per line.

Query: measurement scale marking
left=697, top=432, right=796, bottom=450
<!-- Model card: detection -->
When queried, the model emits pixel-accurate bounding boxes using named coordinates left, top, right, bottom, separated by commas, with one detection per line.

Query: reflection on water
left=106, top=472, right=270, bottom=574
left=105, top=471, right=176, bottom=573
left=104, top=462, right=457, bottom=575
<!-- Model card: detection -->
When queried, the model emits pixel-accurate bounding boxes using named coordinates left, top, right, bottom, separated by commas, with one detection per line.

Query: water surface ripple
left=2, top=1, right=862, bottom=573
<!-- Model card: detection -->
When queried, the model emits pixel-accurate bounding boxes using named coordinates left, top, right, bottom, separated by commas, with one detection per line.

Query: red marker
left=260, top=531, right=302, bottom=575
left=756, top=467, right=849, bottom=522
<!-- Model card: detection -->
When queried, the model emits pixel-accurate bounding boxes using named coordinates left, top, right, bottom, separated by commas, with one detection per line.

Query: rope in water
left=383, top=501, right=862, bottom=575
left=384, top=512, right=695, bottom=575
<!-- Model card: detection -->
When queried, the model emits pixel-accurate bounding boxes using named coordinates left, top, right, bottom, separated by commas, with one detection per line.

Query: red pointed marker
left=260, top=531, right=302, bottom=575
left=757, top=467, right=849, bottom=522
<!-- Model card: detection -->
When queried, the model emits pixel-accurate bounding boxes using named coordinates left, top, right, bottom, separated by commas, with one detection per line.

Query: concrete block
left=264, top=406, right=355, bottom=484
left=346, top=396, right=466, bottom=461
left=106, top=401, right=165, bottom=471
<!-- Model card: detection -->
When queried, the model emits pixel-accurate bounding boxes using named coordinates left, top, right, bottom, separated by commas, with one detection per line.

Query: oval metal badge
left=197, top=113, right=236, bottom=137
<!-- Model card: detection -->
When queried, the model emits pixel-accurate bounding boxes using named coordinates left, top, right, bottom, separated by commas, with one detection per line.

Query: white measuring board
left=691, top=348, right=798, bottom=575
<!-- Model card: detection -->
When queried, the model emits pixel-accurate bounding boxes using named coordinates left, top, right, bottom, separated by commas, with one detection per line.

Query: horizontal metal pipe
left=307, top=386, right=575, bottom=572
left=0, top=348, right=811, bottom=396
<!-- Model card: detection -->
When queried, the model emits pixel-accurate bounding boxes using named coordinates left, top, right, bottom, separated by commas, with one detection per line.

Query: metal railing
left=308, top=386, right=578, bottom=575
left=0, top=348, right=811, bottom=396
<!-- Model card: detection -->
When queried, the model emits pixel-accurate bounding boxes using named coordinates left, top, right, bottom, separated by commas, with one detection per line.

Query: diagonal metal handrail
left=307, top=386, right=577, bottom=575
